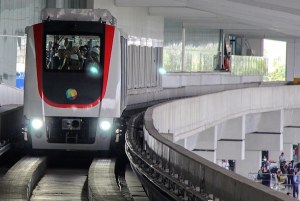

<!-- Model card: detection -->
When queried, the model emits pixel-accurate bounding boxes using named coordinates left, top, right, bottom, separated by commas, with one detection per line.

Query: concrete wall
left=149, top=85, right=300, bottom=179
left=287, top=38, right=300, bottom=81
left=0, top=1, right=45, bottom=87
left=144, top=96, right=294, bottom=200
left=161, top=73, right=262, bottom=88
left=152, top=85, right=300, bottom=141
left=0, top=83, right=23, bottom=105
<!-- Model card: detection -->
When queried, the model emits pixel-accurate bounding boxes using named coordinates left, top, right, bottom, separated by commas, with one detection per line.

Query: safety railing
left=248, top=172, right=295, bottom=194
left=230, top=55, right=268, bottom=76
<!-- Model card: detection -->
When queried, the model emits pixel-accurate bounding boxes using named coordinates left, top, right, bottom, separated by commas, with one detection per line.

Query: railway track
left=0, top=109, right=150, bottom=201
left=0, top=154, right=137, bottom=201
left=30, top=168, right=88, bottom=201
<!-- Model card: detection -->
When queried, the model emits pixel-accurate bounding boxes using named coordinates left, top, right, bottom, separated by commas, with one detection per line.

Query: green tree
left=265, top=64, right=285, bottom=81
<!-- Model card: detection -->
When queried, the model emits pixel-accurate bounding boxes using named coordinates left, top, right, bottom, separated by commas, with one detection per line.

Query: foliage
left=264, top=58, right=286, bottom=81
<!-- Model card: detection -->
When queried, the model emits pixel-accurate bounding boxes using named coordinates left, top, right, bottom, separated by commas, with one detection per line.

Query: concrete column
left=288, top=39, right=300, bottom=79
left=189, top=127, right=217, bottom=163
left=194, top=151, right=216, bottom=163
left=284, top=108, right=300, bottom=126
left=86, top=0, right=94, bottom=9
left=298, top=143, right=300, bottom=163
left=175, top=139, right=185, bottom=147
left=236, top=110, right=283, bottom=177
left=235, top=150, right=261, bottom=178
left=216, top=116, right=245, bottom=160
left=245, top=133, right=281, bottom=151
left=286, top=39, right=295, bottom=81
left=283, top=143, right=293, bottom=161
left=245, top=110, right=283, bottom=153
left=217, top=116, right=245, bottom=139
left=283, top=127, right=300, bottom=162
left=247, top=110, right=282, bottom=133
left=283, top=108, right=300, bottom=162
left=269, top=150, right=281, bottom=164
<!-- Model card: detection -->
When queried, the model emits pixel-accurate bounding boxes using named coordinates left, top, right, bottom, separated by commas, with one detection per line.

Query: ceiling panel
left=115, top=0, right=300, bottom=38
left=149, top=7, right=216, bottom=19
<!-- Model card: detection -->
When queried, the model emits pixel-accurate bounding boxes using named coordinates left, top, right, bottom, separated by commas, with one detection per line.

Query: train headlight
left=31, top=118, right=43, bottom=130
left=100, top=120, right=111, bottom=131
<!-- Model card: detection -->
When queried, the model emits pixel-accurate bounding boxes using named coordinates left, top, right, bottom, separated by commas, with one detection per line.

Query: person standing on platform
left=279, top=152, right=286, bottom=173
left=257, top=166, right=263, bottom=181
left=287, top=162, right=294, bottom=188
left=293, top=170, right=299, bottom=198
left=261, top=164, right=271, bottom=187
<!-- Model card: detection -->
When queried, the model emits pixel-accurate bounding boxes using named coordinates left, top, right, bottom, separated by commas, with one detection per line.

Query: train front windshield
left=45, top=35, right=101, bottom=72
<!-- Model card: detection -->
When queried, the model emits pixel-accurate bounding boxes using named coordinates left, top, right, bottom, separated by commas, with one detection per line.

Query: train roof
left=41, top=8, right=117, bottom=26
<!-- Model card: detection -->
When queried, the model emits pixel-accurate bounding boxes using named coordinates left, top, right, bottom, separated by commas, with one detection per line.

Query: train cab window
left=45, top=34, right=101, bottom=72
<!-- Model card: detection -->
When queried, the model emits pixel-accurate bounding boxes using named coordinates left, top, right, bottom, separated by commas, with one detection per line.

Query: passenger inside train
left=46, top=35, right=101, bottom=71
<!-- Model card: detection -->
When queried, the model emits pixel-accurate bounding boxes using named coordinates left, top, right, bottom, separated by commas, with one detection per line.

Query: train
left=22, top=8, right=127, bottom=150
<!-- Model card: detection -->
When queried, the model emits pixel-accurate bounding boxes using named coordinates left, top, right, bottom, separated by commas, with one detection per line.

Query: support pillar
left=188, top=127, right=217, bottom=163
left=235, top=150, right=261, bottom=178
left=237, top=110, right=283, bottom=177
left=216, top=116, right=245, bottom=160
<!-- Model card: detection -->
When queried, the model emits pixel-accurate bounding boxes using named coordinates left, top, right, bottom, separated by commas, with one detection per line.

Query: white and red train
left=23, top=9, right=127, bottom=150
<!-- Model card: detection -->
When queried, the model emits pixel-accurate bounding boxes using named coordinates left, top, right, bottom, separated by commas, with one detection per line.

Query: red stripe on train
left=101, top=24, right=115, bottom=100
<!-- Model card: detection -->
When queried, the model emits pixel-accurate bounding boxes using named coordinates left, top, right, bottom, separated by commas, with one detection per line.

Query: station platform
left=0, top=104, right=22, bottom=114
left=0, top=104, right=23, bottom=156
left=249, top=174, right=298, bottom=199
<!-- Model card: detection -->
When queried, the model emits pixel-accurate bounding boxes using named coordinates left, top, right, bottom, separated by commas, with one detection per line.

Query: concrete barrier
left=0, top=156, right=46, bottom=200
left=144, top=85, right=299, bottom=201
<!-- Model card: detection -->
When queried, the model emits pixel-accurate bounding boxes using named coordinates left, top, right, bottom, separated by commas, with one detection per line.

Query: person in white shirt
left=279, top=152, right=286, bottom=173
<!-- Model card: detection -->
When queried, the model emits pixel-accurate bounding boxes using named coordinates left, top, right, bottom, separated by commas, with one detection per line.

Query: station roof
left=115, top=0, right=300, bottom=38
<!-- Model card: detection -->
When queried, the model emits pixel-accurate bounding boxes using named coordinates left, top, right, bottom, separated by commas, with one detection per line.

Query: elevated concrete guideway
left=152, top=85, right=300, bottom=176
left=151, top=86, right=300, bottom=141
left=143, top=85, right=300, bottom=200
